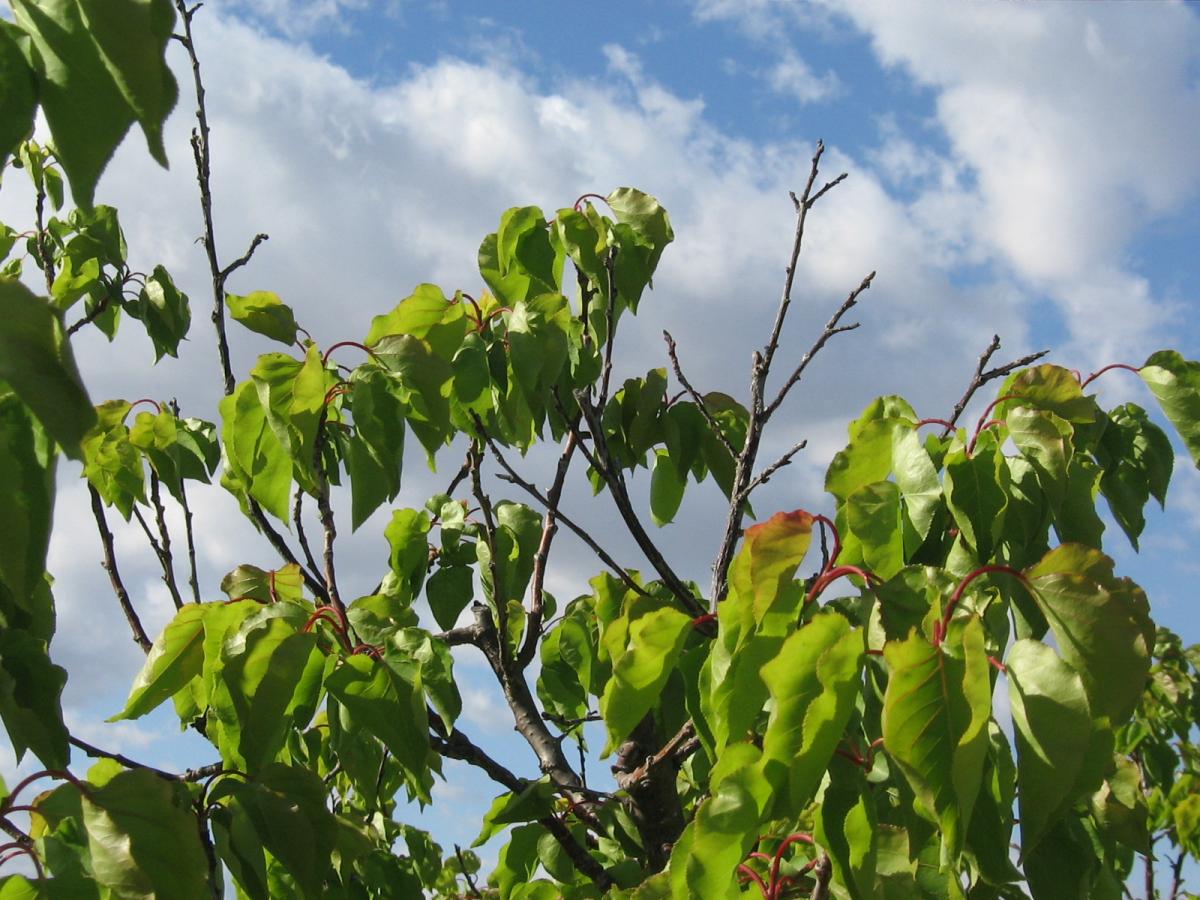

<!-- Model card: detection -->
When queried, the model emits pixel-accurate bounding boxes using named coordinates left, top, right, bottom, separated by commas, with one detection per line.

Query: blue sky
left=3, top=0, right=1199, bottom=886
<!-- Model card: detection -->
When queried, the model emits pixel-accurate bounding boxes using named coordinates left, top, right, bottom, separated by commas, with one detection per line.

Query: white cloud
left=692, top=0, right=1200, bottom=367
left=765, top=48, right=841, bottom=104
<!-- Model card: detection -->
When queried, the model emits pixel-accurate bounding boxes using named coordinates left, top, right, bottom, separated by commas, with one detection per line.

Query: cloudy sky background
left=3, top=0, right=1199, bottom=876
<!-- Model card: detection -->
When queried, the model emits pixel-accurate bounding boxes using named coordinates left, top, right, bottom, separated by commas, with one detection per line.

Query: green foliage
left=0, top=12, right=1197, bottom=898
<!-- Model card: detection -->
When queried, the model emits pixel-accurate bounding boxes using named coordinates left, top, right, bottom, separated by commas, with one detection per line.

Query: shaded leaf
left=227, top=291, right=299, bottom=345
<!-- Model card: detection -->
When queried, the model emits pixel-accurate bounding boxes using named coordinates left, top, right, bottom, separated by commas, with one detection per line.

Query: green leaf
left=892, top=425, right=942, bottom=542
left=845, top=480, right=904, bottom=580
left=0, top=396, right=55, bottom=606
left=1025, top=544, right=1154, bottom=724
left=325, top=654, right=429, bottom=797
left=82, top=400, right=145, bottom=520
left=112, top=602, right=209, bottom=720
left=11, top=0, right=136, bottom=208
left=494, top=823, right=544, bottom=900
left=1006, top=406, right=1072, bottom=512
left=210, top=617, right=323, bottom=772
left=0, top=627, right=68, bottom=768
left=0, top=25, right=36, bottom=167
left=882, top=617, right=991, bottom=864
left=73, top=0, right=177, bottom=166
left=218, top=563, right=304, bottom=604
left=426, top=565, right=474, bottom=631
left=391, top=627, right=462, bottom=731
left=1005, top=639, right=1096, bottom=854
left=81, top=769, right=210, bottom=899
left=1139, top=350, right=1200, bottom=466
left=128, top=265, right=190, bottom=360
left=943, top=432, right=1010, bottom=562
left=217, top=764, right=337, bottom=898
left=605, top=187, right=674, bottom=281
left=815, top=756, right=878, bottom=900
left=372, top=334, right=453, bottom=456
left=680, top=753, right=768, bottom=897
left=0, top=278, right=95, bottom=457
left=649, top=449, right=685, bottom=526
left=384, top=507, right=431, bottom=604
left=758, top=611, right=863, bottom=816
left=365, top=283, right=468, bottom=361
left=1094, top=404, right=1173, bottom=548
left=220, top=379, right=292, bottom=521
left=250, top=347, right=327, bottom=478
left=346, top=370, right=406, bottom=529
left=727, top=508, right=813, bottom=622
left=473, top=779, right=557, bottom=847
left=227, top=291, right=299, bottom=345
left=600, top=606, right=691, bottom=748
left=1003, top=364, right=1099, bottom=423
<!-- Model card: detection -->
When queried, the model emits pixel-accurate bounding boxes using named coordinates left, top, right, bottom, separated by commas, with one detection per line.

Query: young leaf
left=129, top=265, right=190, bottom=360
left=1094, top=404, right=1174, bottom=549
left=845, top=480, right=904, bottom=580
left=220, top=379, right=292, bottom=521
left=1139, top=350, right=1200, bottom=466
left=227, top=291, right=300, bottom=345
left=727, top=508, right=813, bottom=623
left=0, top=278, right=95, bottom=457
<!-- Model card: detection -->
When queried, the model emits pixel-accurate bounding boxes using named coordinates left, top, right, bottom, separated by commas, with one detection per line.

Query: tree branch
left=574, top=395, right=704, bottom=615
left=484, top=436, right=650, bottom=600
left=89, top=485, right=152, bottom=653
left=663, top=330, right=736, bottom=457
left=940, top=335, right=1050, bottom=436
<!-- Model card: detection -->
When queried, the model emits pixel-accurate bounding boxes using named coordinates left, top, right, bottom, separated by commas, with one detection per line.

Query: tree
left=0, top=3, right=1198, bottom=898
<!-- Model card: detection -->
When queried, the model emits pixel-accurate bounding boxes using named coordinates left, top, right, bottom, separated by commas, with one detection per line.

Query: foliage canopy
left=0, top=3, right=1198, bottom=898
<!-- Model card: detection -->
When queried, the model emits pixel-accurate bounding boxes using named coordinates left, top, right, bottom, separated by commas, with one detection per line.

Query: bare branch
left=663, top=330, right=736, bottom=457
left=709, top=148, right=859, bottom=605
left=739, top=439, right=808, bottom=501
left=518, top=431, right=578, bottom=668
left=454, top=845, right=481, bottom=898
left=574, top=396, right=705, bottom=616
left=292, top=489, right=323, bottom=588
left=485, top=436, right=650, bottom=600
left=219, top=232, right=269, bottom=281
left=89, top=485, right=152, bottom=653
left=941, top=335, right=1050, bottom=436
left=762, top=271, right=873, bottom=421
left=68, top=736, right=177, bottom=780
left=148, top=473, right=184, bottom=610
left=169, top=399, right=202, bottom=603
left=810, top=854, right=834, bottom=900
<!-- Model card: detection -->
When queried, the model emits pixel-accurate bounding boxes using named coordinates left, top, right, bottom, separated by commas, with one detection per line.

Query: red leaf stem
left=806, top=565, right=879, bottom=604
left=1080, top=362, right=1142, bottom=389
left=321, top=341, right=375, bottom=366
left=935, top=565, right=1028, bottom=645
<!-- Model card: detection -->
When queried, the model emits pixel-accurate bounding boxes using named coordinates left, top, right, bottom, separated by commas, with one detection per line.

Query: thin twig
left=663, top=330, right=736, bottom=457
left=484, top=437, right=649, bottom=600
left=740, top=439, right=808, bottom=501
left=149, top=473, right=184, bottom=609
left=709, top=147, right=856, bottom=605
left=455, top=845, right=481, bottom=898
left=219, top=232, right=269, bottom=281
left=940, top=335, right=1050, bottom=437
left=311, top=408, right=343, bottom=614
left=175, top=468, right=202, bottom=602
left=810, top=853, right=833, bottom=900
left=574, top=396, right=704, bottom=616
left=292, top=489, right=323, bottom=585
left=89, top=485, right=152, bottom=653
left=762, top=271, right=873, bottom=421
left=616, top=722, right=699, bottom=788
left=517, top=431, right=578, bottom=668
left=68, top=736, right=176, bottom=780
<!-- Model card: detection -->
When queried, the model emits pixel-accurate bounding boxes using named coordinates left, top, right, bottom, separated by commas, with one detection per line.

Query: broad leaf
left=882, top=617, right=990, bottom=864
left=600, top=606, right=691, bottom=747
left=1026, top=544, right=1154, bottom=724
left=227, top=291, right=299, bottom=345
left=0, top=628, right=68, bottom=768
left=0, top=24, right=36, bottom=167
left=727, top=508, right=813, bottom=623
left=758, top=611, right=863, bottom=816
left=0, top=279, right=95, bottom=456
left=1005, top=639, right=1096, bottom=854
left=81, top=769, right=209, bottom=899
left=0, top=397, right=55, bottom=607
left=112, top=602, right=210, bottom=720
left=1140, top=350, right=1200, bottom=466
